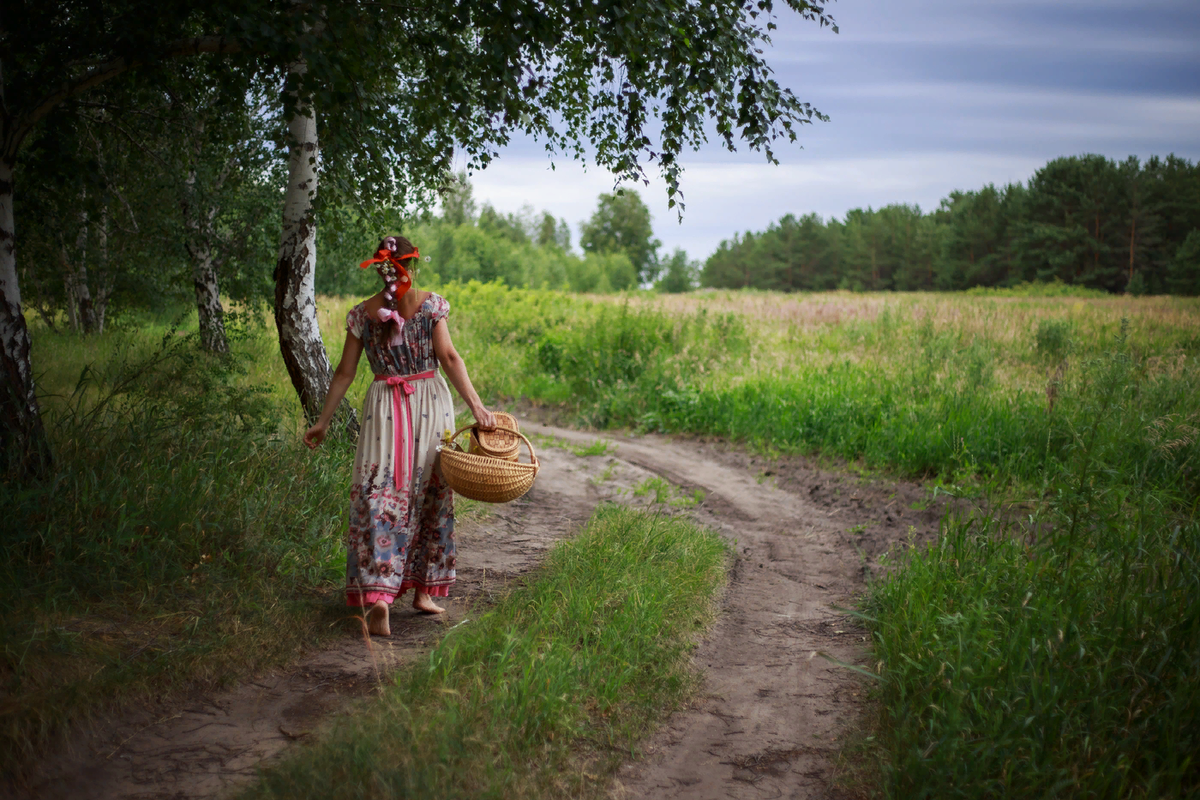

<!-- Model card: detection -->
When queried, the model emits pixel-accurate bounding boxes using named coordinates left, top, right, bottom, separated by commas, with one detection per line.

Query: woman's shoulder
left=423, top=292, right=450, bottom=320
left=346, top=300, right=374, bottom=336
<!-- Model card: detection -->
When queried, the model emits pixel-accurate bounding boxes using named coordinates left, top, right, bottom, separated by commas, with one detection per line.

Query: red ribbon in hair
left=359, top=246, right=420, bottom=347
left=359, top=247, right=420, bottom=275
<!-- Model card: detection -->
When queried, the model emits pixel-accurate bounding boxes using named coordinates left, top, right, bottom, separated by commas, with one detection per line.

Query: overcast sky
left=459, top=0, right=1200, bottom=262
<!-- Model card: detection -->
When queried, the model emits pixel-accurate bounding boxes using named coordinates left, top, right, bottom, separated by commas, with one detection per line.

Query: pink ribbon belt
left=374, top=370, right=436, bottom=490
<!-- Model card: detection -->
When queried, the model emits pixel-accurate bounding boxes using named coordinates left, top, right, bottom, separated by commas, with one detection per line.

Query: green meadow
left=4, top=283, right=1198, bottom=796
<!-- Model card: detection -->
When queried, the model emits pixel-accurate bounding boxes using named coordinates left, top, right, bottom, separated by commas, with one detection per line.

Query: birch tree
left=164, top=67, right=279, bottom=354
left=277, top=0, right=836, bottom=420
left=274, top=54, right=341, bottom=424
left=0, top=1, right=256, bottom=476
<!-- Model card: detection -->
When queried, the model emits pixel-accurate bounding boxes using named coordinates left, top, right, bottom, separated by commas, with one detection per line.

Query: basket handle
left=448, top=424, right=538, bottom=465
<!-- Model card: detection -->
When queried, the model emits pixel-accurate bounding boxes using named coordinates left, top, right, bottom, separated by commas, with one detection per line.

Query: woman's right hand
left=473, top=406, right=497, bottom=431
left=304, top=421, right=328, bottom=449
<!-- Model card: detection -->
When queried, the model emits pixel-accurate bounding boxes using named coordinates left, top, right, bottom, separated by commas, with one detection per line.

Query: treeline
left=315, top=182, right=698, bottom=297
left=703, top=154, right=1200, bottom=295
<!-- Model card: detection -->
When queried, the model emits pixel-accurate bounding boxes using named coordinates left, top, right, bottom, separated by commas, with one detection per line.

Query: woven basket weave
left=469, top=412, right=520, bottom=461
left=440, top=425, right=539, bottom=503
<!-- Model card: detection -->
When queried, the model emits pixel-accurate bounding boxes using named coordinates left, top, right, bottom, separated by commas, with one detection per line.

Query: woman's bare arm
left=304, top=332, right=365, bottom=449
left=432, top=319, right=496, bottom=430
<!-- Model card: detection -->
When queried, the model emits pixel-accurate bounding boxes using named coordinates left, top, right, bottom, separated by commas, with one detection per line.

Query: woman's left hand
left=304, top=421, right=328, bottom=449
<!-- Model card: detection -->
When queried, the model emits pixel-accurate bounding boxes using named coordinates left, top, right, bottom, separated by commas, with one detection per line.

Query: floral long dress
left=343, top=293, right=457, bottom=606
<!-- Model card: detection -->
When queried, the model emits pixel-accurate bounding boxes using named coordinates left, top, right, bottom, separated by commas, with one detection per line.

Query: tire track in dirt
left=13, top=426, right=946, bottom=800
left=534, top=425, right=944, bottom=800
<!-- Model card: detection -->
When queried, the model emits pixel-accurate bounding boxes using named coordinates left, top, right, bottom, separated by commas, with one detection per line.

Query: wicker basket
left=440, top=425, right=539, bottom=503
left=469, top=412, right=520, bottom=461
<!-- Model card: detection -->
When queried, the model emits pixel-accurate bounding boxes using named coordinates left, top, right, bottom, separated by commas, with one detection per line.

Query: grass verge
left=864, top=336, right=1200, bottom=798
left=242, top=504, right=728, bottom=800
left=0, top=323, right=354, bottom=776
left=0, top=301, right=486, bottom=780
left=434, top=284, right=1198, bottom=795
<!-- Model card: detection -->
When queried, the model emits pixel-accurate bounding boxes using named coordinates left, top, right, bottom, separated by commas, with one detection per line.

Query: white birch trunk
left=71, top=216, right=99, bottom=334
left=63, top=257, right=79, bottom=333
left=183, top=161, right=229, bottom=354
left=273, top=59, right=354, bottom=432
left=192, top=244, right=228, bottom=354
left=0, top=156, right=52, bottom=475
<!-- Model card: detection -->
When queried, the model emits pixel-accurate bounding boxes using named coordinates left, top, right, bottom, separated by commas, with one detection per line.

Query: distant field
left=423, top=283, right=1198, bottom=495
left=633, top=289, right=1199, bottom=391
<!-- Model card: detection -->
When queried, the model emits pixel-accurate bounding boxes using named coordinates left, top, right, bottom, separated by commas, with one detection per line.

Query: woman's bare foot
left=367, top=599, right=391, bottom=636
left=412, top=592, right=445, bottom=614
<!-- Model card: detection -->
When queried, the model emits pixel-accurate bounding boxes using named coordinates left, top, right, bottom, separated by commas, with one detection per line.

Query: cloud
left=770, top=0, right=1200, bottom=95
left=467, top=153, right=1047, bottom=261
left=454, top=0, right=1200, bottom=263
left=803, top=86, right=1200, bottom=156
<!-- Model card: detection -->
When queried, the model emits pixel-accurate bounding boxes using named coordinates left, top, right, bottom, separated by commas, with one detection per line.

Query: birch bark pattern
left=95, top=204, right=111, bottom=333
left=0, top=157, right=52, bottom=475
left=184, top=154, right=229, bottom=354
left=192, top=246, right=229, bottom=354
left=273, top=61, right=355, bottom=432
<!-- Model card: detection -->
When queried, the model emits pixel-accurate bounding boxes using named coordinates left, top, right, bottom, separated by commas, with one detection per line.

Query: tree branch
left=21, top=36, right=244, bottom=137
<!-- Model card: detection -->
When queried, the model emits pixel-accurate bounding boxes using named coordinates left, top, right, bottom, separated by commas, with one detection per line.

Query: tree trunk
left=95, top=203, right=111, bottom=333
left=273, top=60, right=356, bottom=433
left=62, top=203, right=99, bottom=334
left=72, top=214, right=99, bottom=334
left=192, top=244, right=229, bottom=354
left=183, top=160, right=230, bottom=354
left=0, top=156, right=52, bottom=477
left=63, top=251, right=79, bottom=333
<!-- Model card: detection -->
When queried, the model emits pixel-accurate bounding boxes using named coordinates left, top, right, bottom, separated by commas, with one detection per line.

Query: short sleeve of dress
left=429, top=294, right=450, bottom=324
left=346, top=304, right=366, bottom=340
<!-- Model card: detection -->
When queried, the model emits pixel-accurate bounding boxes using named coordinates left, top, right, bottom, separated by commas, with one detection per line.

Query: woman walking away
left=305, top=236, right=495, bottom=635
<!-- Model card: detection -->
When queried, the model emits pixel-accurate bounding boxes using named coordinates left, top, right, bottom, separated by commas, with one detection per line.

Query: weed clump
left=1035, top=317, right=1073, bottom=362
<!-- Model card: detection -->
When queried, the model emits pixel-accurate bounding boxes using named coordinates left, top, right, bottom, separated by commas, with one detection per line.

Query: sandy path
left=15, top=426, right=944, bottom=800
left=535, top=425, right=943, bottom=800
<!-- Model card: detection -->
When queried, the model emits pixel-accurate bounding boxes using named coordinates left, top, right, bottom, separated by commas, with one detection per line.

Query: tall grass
left=243, top=505, right=728, bottom=800
left=439, top=283, right=1199, bottom=495
left=1, top=319, right=352, bottom=773
left=430, top=283, right=1199, bottom=795
left=867, top=332, right=1200, bottom=797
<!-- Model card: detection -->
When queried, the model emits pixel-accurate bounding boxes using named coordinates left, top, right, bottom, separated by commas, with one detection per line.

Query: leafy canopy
left=6, top=0, right=835, bottom=220
left=286, top=0, right=839, bottom=213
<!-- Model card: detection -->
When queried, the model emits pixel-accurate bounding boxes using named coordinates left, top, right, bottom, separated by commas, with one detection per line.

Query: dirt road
left=18, top=424, right=945, bottom=800
left=542, top=425, right=943, bottom=800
